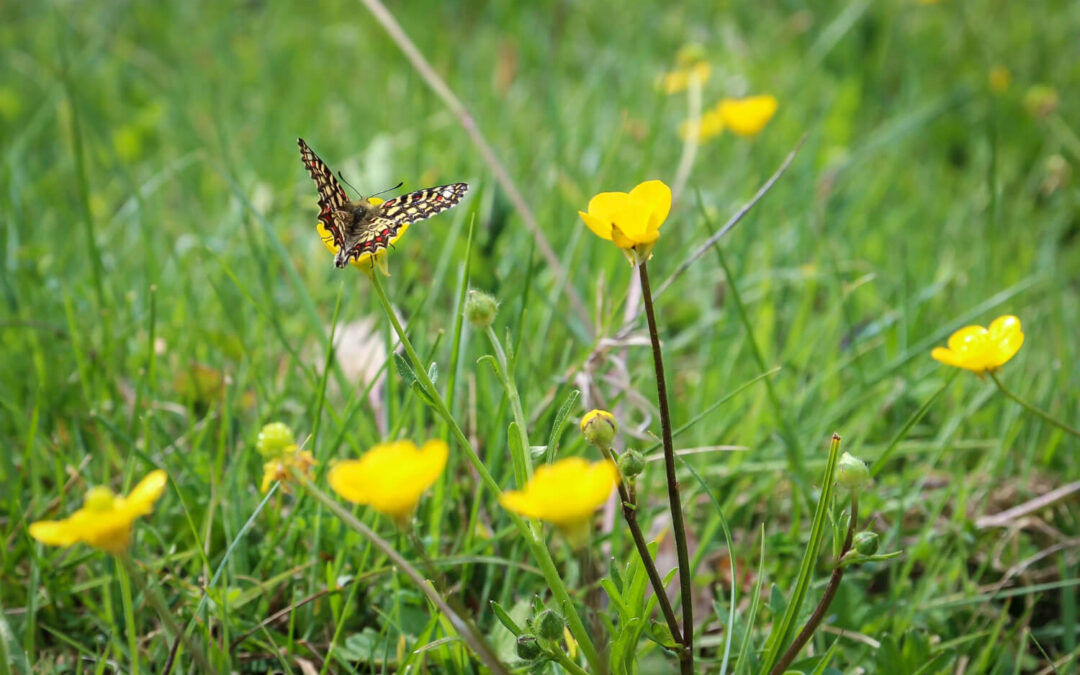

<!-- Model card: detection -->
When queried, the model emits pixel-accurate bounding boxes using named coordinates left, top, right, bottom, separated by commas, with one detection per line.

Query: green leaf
left=395, top=352, right=417, bottom=386
left=545, top=389, right=580, bottom=464
left=490, top=600, right=524, bottom=636
left=427, top=361, right=438, bottom=386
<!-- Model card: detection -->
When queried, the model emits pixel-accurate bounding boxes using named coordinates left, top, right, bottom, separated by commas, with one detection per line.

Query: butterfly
left=297, top=138, right=468, bottom=269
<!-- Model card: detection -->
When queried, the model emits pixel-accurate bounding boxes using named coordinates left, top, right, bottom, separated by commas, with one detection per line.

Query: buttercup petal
left=946, top=325, right=987, bottom=352
left=628, top=180, right=672, bottom=231
left=586, top=192, right=630, bottom=222
left=610, top=202, right=652, bottom=242
left=718, top=95, right=778, bottom=137
left=930, top=346, right=966, bottom=369
left=123, top=470, right=168, bottom=515
left=28, top=520, right=80, bottom=548
left=579, top=211, right=614, bottom=241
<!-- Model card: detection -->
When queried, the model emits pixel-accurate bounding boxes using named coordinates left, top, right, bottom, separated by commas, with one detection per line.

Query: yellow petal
left=988, top=315, right=1024, bottom=366
left=122, top=470, right=168, bottom=516
left=499, top=458, right=617, bottom=528
left=610, top=202, right=653, bottom=244
left=628, top=180, right=672, bottom=232
left=718, top=95, right=778, bottom=137
left=28, top=520, right=80, bottom=548
left=945, top=325, right=988, bottom=352
left=579, top=210, right=613, bottom=241
left=328, top=440, right=448, bottom=519
left=585, top=192, right=630, bottom=222
left=930, top=346, right=967, bottom=369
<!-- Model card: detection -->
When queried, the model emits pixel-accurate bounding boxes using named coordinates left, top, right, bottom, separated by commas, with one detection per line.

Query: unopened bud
left=516, top=634, right=542, bottom=660
left=464, top=289, right=498, bottom=328
left=581, top=409, right=617, bottom=449
left=256, top=422, right=295, bottom=459
left=836, top=452, right=870, bottom=493
left=618, top=449, right=646, bottom=478
left=535, top=609, right=564, bottom=641
left=853, top=531, right=879, bottom=556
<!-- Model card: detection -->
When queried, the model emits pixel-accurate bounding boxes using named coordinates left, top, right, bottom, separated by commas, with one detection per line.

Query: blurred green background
left=2, top=0, right=1078, bottom=671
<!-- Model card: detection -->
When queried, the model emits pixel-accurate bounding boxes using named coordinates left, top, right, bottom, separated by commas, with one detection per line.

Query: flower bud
left=618, top=449, right=646, bottom=478
left=516, top=634, right=542, bottom=661
left=535, top=608, right=564, bottom=641
left=580, top=409, right=617, bottom=449
left=853, top=531, right=879, bottom=556
left=256, top=422, right=295, bottom=459
left=836, top=452, right=870, bottom=493
left=464, top=289, right=498, bottom=328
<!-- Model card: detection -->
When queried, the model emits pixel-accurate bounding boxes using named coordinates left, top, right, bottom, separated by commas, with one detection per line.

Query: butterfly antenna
left=336, top=170, right=363, bottom=198
left=369, top=181, right=405, bottom=199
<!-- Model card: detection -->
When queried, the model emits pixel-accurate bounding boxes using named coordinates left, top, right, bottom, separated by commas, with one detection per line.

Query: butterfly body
left=297, top=138, right=468, bottom=269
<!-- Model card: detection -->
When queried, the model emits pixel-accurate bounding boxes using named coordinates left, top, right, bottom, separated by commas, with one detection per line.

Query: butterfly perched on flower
left=297, top=138, right=468, bottom=272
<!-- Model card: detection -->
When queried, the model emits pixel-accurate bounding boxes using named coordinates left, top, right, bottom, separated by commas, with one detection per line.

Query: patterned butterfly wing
left=339, top=183, right=469, bottom=263
left=297, top=138, right=349, bottom=250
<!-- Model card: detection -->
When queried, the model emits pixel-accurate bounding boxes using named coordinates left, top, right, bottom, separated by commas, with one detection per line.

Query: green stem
left=989, top=371, right=1080, bottom=439
left=485, top=325, right=534, bottom=485
left=368, top=273, right=605, bottom=674
left=119, top=556, right=218, bottom=675
left=769, top=495, right=859, bottom=675
left=638, top=262, right=694, bottom=674
left=116, top=558, right=141, bottom=675
left=297, top=473, right=510, bottom=674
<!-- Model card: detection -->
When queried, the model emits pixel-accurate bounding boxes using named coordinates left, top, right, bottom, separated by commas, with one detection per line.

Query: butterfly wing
left=297, top=138, right=349, bottom=250
left=339, top=183, right=469, bottom=264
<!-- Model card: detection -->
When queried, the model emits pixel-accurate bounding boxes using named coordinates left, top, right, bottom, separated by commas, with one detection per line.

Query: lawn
left=2, top=0, right=1079, bottom=673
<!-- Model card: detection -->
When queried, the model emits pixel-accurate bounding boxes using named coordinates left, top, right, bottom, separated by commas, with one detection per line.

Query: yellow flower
left=328, top=439, right=448, bottom=526
left=660, top=62, right=711, bottom=95
left=28, top=470, right=168, bottom=555
left=261, top=445, right=317, bottom=493
left=717, top=95, right=778, bottom=137
left=930, top=315, right=1024, bottom=374
left=316, top=197, right=396, bottom=277
left=678, top=107, right=725, bottom=142
left=988, top=66, right=1011, bottom=93
left=578, top=180, right=672, bottom=266
left=499, top=458, right=618, bottom=546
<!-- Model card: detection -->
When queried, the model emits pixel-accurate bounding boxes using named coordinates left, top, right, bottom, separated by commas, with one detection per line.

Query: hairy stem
left=989, top=371, right=1080, bottom=439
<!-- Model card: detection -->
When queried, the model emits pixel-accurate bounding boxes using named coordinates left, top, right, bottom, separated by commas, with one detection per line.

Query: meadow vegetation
left=2, top=0, right=1079, bottom=673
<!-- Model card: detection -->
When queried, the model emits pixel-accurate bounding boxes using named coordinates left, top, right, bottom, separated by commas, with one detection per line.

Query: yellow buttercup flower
left=328, top=439, right=448, bottom=527
left=660, top=62, right=711, bottom=95
left=931, top=315, right=1024, bottom=374
left=499, top=458, right=618, bottom=546
left=261, top=445, right=317, bottom=493
left=578, top=180, right=672, bottom=266
left=717, top=95, right=778, bottom=137
left=316, top=197, right=396, bottom=277
left=28, top=470, right=168, bottom=555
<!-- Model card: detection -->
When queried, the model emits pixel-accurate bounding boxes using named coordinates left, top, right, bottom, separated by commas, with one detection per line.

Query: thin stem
left=119, top=556, right=219, bottom=675
left=368, top=273, right=605, bottom=673
left=597, top=446, right=683, bottom=646
left=485, top=325, right=534, bottom=485
left=769, top=495, right=859, bottom=675
left=116, top=558, right=141, bottom=675
left=297, top=473, right=510, bottom=674
left=638, top=262, right=694, bottom=673
left=989, top=371, right=1080, bottom=439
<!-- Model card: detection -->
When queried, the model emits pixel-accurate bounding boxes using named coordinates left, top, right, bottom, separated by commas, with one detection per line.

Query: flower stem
left=638, top=261, right=694, bottom=673
left=115, top=558, right=141, bottom=675
left=989, top=371, right=1080, bottom=439
left=598, top=444, right=683, bottom=646
left=768, top=495, right=859, bottom=675
left=296, top=472, right=510, bottom=675
left=485, top=325, right=534, bottom=485
left=368, top=273, right=605, bottom=674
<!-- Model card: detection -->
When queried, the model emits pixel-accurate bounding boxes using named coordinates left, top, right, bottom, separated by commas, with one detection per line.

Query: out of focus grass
left=2, top=0, right=1078, bottom=672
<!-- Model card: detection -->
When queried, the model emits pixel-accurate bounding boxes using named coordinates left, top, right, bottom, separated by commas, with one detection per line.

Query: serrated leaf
left=545, top=389, right=580, bottom=463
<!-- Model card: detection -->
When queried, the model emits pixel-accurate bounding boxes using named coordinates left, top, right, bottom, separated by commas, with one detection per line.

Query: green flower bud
left=853, top=531, right=879, bottom=556
left=256, top=422, right=295, bottom=459
left=580, top=409, right=617, bottom=449
left=836, top=452, right=870, bottom=493
left=618, top=448, right=646, bottom=478
left=464, top=289, right=498, bottom=328
left=515, top=634, right=542, bottom=661
left=535, top=608, right=564, bottom=641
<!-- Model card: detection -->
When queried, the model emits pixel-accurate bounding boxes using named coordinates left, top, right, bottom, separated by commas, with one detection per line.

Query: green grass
left=2, top=0, right=1079, bottom=672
